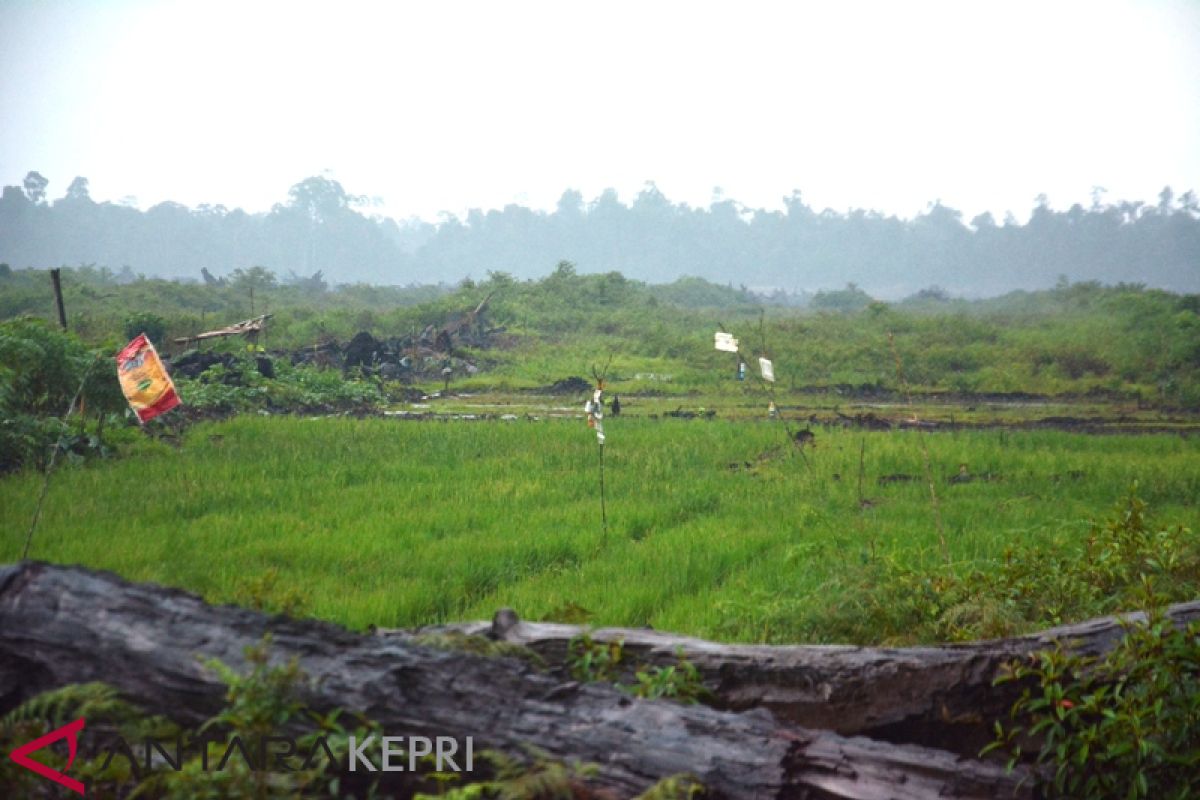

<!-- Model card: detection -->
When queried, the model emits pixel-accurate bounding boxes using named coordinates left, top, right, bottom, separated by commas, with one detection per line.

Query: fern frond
left=1, top=682, right=129, bottom=729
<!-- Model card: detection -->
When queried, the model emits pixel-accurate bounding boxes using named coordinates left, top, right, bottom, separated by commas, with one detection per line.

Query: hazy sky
left=2, top=0, right=1198, bottom=223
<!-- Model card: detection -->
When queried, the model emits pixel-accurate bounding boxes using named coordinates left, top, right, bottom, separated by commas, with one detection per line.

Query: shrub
left=0, top=318, right=125, bottom=472
left=174, top=355, right=388, bottom=415
left=988, top=602, right=1200, bottom=799
left=810, top=283, right=875, bottom=312
left=122, top=311, right=167, bottom=345
left=1053, top=346, right=1111, bottom=379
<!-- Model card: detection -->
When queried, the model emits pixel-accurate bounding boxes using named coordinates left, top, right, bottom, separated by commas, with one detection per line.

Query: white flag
left=586, top=388, right=605, bottom=444
left=714, top=332, right=739, bottom=353
left=759, top=358, right=775, bottom=382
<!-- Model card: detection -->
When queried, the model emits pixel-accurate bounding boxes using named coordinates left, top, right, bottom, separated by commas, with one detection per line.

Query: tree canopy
left=1, top=174, right=1197, bottom=296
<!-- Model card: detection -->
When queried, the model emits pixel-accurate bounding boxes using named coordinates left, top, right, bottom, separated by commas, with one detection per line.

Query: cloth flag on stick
left=714, top=332, right=739, bottom=353
left=116, top=334, right=181, bottom=423
left=584, top=388, right=606, bottom=444
left=759, top=357, right=775, bottom=382
left=584, top=370, right=611, bottom=545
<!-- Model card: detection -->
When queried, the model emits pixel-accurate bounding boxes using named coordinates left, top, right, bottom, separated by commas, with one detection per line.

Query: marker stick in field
left=584, top=387, right=605, bottom=444
left=584, top=383, right=608, bottom=542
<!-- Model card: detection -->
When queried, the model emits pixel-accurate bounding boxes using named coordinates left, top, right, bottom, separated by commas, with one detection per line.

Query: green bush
left=174, top=355, right=388, bottom=415
left=122, top=311, right=168, bottom=345
left=810, top=283, right=875, bottom=312
left=0, top=318, right=126, bottom=472
left=988, top=603, right=1200, bottom=799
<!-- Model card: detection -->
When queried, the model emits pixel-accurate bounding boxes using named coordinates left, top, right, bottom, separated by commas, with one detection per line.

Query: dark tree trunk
left=0, top=562, right=1037, bottom=799
left=408, top=600, right=1200, bottom=756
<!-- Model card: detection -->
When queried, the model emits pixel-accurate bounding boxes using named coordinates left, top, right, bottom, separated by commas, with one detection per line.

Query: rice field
left=2, top=415, right=1196, bottom=643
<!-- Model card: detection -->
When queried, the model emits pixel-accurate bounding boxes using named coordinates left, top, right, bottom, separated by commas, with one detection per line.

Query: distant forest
left=2, top=171, right=1197, bottom=297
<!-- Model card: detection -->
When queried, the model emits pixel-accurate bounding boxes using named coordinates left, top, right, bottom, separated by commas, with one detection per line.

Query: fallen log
left=400, top=600, right=1200, bottom=756
left=0, top=562, right=1031, bottom=799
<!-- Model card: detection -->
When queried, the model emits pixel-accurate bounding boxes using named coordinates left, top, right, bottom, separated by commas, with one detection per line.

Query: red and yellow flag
left=116, top=334, right=181, bottom=423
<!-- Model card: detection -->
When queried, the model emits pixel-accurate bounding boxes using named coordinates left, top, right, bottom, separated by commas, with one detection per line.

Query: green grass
left=2, top=416, right=1196, bottom=643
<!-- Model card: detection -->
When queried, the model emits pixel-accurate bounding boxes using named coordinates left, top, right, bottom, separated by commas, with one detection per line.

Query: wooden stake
left=50, top=268, right=67, bottom=330
left=23, top=356, right=98, bottom=559
left=755, top=312, right=810, bottom=468
left=590, top=356, right=614, bottom=547
left=858, top=438, right=866, bottom=507
left=599, top=442, right=608, bottom=546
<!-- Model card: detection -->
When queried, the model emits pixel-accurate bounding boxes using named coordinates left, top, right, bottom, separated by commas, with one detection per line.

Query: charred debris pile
left=170, top=294, right=503, bottom=385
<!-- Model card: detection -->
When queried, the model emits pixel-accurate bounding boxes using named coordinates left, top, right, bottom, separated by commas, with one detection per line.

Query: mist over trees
left=1, top=172, right=1197, bottom=297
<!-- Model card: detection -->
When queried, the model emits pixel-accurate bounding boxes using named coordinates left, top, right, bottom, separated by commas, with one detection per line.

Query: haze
left=2, top=0, right=1198, bottom=223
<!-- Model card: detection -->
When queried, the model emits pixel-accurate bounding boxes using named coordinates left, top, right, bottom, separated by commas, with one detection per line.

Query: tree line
left=2, top=171, right=1197, bottom=297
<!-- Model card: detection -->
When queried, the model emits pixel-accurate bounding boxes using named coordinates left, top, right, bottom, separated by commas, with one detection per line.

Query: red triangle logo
left=8, top=716, right=86, bottom=795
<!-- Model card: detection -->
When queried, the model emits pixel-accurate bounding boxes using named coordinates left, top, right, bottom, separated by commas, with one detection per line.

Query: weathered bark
left=0, top=562, right=1032, bottom=799
left=402, top=601, right=1200, bottom=756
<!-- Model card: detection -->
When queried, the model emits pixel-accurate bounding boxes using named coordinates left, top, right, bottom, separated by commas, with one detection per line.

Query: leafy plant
left=0, top=317, right=125, bottom=472
left=566, top=636, right=708, bottom=705
left=173, top=355, right=388, bottom=416
left=232, top=568, right=310, bottom=617
left=0, top=683, right=177, bottom=797
left=416, top=747, right=599, bottom=800
left=123, top=312, right=168, bottom=345
left=626, top=650, right=708, bottom=704
left=566, top=633, right=624, bottom=684
left=987, top=598, right=1200, bottom=799
left=634, top=773, right=706, bottom=800
left=0, top=638, right=389, bottom=800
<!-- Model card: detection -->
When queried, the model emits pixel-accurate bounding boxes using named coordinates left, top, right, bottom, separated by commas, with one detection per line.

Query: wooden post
left=50, top=268, right=67, bottom=330
left=858, top=438, right=866, bottom=506
left=598, top=442, right=608, bottom=546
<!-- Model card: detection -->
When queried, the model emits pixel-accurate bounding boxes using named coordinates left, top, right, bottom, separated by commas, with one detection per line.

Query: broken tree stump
left=0, top=562, right=1033, bottom=799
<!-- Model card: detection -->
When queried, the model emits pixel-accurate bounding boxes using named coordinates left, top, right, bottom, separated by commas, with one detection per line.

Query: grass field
left=3, top=414, right=1196, bottom=644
